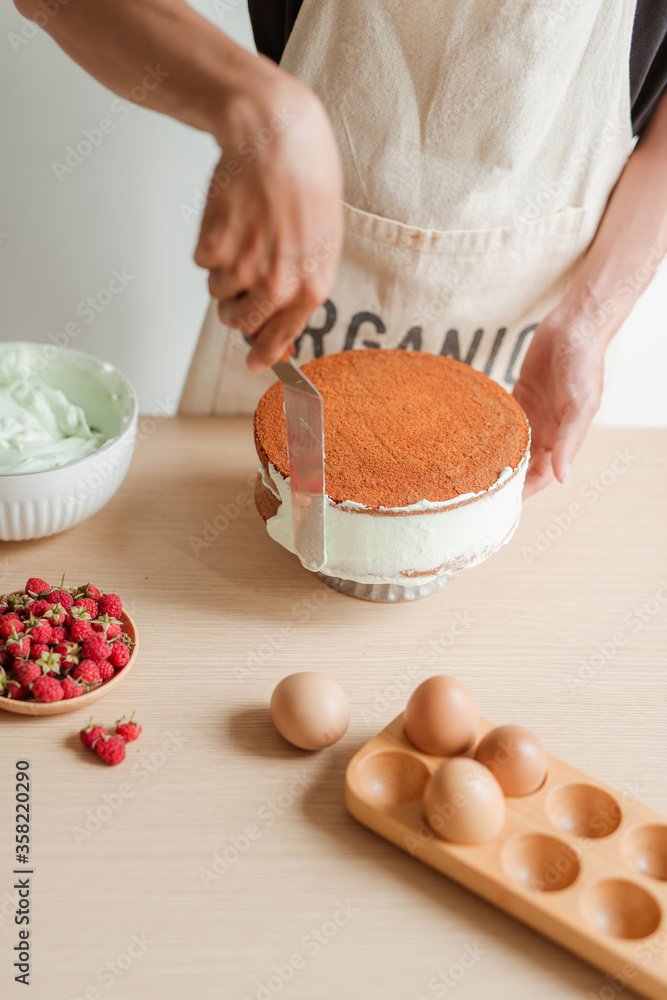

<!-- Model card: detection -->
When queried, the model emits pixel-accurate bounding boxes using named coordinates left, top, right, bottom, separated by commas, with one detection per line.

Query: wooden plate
left=0, top=610, right=139, bottom=717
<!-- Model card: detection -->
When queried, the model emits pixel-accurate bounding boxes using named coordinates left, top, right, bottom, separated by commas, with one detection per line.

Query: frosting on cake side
left=259, top=446, right=529, bottom=586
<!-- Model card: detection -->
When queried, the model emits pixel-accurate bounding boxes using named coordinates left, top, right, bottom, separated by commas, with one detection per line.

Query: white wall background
left=1, top=0, right=666, bottom=423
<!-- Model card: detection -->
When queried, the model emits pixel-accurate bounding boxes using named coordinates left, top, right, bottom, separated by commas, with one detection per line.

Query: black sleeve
left=631, top=0, right=667, bottom=135
left=247, top=0, right=304, bottom=64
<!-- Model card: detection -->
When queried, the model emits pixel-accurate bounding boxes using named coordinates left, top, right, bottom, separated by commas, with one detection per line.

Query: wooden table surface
left=1, top=418, right=666, bottom=1000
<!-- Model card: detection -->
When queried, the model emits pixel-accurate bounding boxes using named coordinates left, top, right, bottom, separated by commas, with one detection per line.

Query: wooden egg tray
left=345, top=714, right=667, bottom=1000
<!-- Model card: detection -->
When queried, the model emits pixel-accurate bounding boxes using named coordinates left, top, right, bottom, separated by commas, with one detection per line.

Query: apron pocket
left=317, top=200, right=588, bottom=387
left=342, top=200, right=585, bottom=253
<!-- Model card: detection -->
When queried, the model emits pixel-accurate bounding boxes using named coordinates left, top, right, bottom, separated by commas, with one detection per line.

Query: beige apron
left=179, top=0, right=636, bottom=416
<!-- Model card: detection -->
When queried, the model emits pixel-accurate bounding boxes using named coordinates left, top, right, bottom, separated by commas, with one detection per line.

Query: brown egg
left=424, top=757, right=506, bottom=844
left=270, top=672, right=350, bottom=750
left=474, top=725, right=547, bottom=796
left=404, top=675, right=478, bottom=756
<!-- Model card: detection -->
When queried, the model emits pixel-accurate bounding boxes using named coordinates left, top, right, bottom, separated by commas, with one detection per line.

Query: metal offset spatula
left=271, top=356, right=326, bottom=572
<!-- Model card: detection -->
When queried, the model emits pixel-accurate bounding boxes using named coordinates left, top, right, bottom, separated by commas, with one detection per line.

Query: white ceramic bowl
left=0, top=343, right=138, bottom=541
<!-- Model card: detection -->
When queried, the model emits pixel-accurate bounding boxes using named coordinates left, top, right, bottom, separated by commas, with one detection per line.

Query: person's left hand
left=512, top=302, right=608, bottom=497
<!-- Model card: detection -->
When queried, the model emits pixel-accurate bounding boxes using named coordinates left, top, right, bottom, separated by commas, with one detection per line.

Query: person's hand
left=512, top=301, right=608, bottom=497
left=194, top=58, right=344, bottom=371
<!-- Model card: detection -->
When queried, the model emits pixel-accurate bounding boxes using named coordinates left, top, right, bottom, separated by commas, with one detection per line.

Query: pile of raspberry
left=0, top=577, right=134, bottom=703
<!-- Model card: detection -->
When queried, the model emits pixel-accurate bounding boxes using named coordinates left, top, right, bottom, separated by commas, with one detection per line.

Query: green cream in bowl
left=0, top=342, right=138, bottom=540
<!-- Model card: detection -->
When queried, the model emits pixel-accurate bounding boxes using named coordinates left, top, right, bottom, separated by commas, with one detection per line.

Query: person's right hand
left=194, top=57, right=344, bottom=371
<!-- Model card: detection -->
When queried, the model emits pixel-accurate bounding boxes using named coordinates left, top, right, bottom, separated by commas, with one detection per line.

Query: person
left=14, top=0, right=667, bottom=495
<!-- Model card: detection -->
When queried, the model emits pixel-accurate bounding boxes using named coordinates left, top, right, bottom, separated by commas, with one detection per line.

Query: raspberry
left=4, top=680, right=27, bottom=700
left=10, top=593, right=32, bottom=612
left=79, top=719, right=108, bottom=749
left=92, top=615, right=122, bottom=639
left=53, top=642, right=80, bottom=667
left=67, top=607, right=93, bottom=628
left=6, top=635, right=30, bottom=658
left=27, top=618, right=53, bottom=644
left=69, top=620, right=94, bottom=642
left=98, top=594, right=123, bottom=618
left=25, top=577, right=50, bottom=596
left=47, top=589, right=74, bottom=611
left=29, top=642, right=49, bottom=660
left=26, top=599, right=50, bottom=618
left=35, top=651, right=62, bottom=676
left=95, top=734, right=126, bottom=766
left=51, top=626, right=67, bottom=644
left=72, top=660, right=101, bottom=684
left=98, top=661, right=115, bottom=681
left=109, top=643, right=130, bottom=669
left=81, top=636, right=111, bottom=662
left=33, top=676, right=64, bottom=702
left=116, top=713, right=142, bottom=742
left=61, top=676, right=84, bottom=699
left=43, top=603, right=67, bottom=626
left=76, top=584, right=102, bottom=602
left=74, top=598, right=99, bottom=618
left=14, top=660, right=42, bottom=688
left=0, top=618, right=26, bottom=639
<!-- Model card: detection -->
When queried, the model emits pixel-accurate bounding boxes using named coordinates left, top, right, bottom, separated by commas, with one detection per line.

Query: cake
left=253, top=350, right=530, bottom=594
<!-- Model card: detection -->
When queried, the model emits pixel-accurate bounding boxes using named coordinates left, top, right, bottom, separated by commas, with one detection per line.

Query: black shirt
left=249, top=0, right=667, bottom=136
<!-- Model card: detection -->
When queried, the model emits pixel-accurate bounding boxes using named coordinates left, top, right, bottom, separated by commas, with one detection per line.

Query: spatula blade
left=271, top=358, right=326, bottom=572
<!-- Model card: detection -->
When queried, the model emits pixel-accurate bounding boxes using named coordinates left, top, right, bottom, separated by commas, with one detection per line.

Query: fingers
left=220, top=268, right=325, bottom=363
left=246, top=302, right=316, bottom=371
left=197, top=210, right=270, bottom=303
left=217, top=289, right=275, bottom=336
left=207, top=269, right=246, bottom=302
left=194, top=188, right=236, bottom=271
left=523, top=448, right=555, bottom=498
left=216, top=274, right=288, bottom=336
left=200, top=226, right=278, bottom=332
left=552, top=398, right=599, bottom=486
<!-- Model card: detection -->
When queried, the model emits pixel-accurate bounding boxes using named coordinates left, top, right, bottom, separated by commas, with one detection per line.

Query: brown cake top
left=253, top=350, right=530, bottom=509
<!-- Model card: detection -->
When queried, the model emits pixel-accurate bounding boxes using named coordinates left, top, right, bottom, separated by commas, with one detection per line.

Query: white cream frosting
left=0, top=343, right=112, bottom=474
left=260, top=447, right=529, bottom=587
